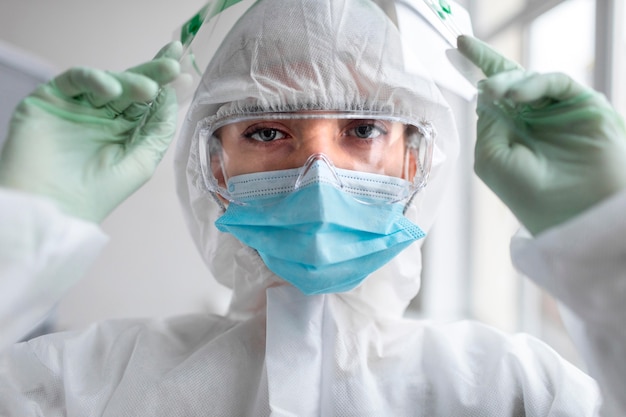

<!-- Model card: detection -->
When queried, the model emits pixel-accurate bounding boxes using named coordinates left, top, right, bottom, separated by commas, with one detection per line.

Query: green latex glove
left=0, top=42, right=182, bottom=223
left=457, top=35, right=626, bottom=235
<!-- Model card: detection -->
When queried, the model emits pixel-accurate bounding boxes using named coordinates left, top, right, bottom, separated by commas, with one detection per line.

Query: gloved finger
left=115, top=102, right=153, bottom=121
left=473, top=100, right=521, bottom=175
left=505, top=72, right=591, bottom=104
left=457, top=35, right=523, bottom=78
left=478, top=69, right=529, bottom=101
left=97, top=43, right=182, bottom=114
left=139, top=86, right=178, bottom=146
left=125, top=86, right=178, bottom=167
left=152, top=41, right=184, bottom=61
left=53, top=67, right=122, bottom=101
left=91, top=71, right=159, bottom=109
left=125, top=42, right=182, bottom=86
left=127, top=57, right=181, bottom=86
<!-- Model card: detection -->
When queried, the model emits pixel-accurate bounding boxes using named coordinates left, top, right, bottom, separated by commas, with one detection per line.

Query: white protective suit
left=1, top=0, right=625, bottom=416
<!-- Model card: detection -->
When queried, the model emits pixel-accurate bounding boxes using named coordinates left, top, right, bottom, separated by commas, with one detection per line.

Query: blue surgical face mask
left=214, top=156, right=426, bottom=295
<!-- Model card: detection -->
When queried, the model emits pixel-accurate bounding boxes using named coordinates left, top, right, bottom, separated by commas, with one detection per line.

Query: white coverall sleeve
left=510, top=189, right=626, bottom=417
left=0, top=188, right=108, bottom=348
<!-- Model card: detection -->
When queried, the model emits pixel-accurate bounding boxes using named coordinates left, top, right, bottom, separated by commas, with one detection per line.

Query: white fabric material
left=0, top=300, right=600, bottom=416
left=0, top=0, right=619, bottom=415
left=0, top=189, right=107, bottom=347
left=511, top=189, right=626, bottom=417
left=175, top=0, right=458, bottom=320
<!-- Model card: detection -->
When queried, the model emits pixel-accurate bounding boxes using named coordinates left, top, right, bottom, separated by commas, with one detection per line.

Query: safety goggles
left=197, top=112, right=435, bottom=205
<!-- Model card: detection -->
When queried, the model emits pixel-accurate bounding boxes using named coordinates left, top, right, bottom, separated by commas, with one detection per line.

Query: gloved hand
left=456, top=35, right=626, bottom=235
left=0, top=42, right=182, bottom=223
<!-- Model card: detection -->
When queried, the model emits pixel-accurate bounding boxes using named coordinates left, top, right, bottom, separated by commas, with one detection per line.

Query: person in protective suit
left=1, top=0, right=625, bottom=415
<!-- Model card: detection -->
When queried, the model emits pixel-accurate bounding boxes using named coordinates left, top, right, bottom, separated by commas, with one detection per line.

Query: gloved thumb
left=126, top=85, right=178, bottom=167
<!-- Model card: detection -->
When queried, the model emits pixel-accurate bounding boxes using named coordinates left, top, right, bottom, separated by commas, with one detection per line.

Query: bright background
left=0, top=0, right=233, bottom=330
left=1, top=0, right=624, bottom=366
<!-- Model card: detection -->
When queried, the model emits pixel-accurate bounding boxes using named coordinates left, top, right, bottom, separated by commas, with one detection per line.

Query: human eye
left=346, top=120, right=389, bottom=140
left=244, top=125, right=288, bottom=142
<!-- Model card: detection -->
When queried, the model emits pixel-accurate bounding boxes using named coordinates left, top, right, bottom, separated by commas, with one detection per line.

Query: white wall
left=0, top=0, right=231, bottom=331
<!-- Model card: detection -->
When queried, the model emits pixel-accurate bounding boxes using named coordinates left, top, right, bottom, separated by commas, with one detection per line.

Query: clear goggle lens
left=197, top=113, right=435, bottom=205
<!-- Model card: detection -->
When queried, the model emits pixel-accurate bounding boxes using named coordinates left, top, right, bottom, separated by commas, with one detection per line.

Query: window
left=413, top=0, right=621, bottom=367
